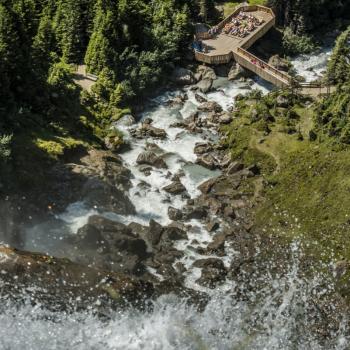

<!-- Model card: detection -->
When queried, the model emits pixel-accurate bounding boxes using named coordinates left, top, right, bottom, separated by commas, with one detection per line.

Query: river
left=1, top=47, right=348, bottom=350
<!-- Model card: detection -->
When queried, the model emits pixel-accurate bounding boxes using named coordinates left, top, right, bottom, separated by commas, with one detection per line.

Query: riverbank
left=2, top=46, right=350, bottom=348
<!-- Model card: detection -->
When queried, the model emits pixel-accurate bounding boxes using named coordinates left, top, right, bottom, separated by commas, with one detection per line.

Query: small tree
left=0, top=134, right=13, bottom=163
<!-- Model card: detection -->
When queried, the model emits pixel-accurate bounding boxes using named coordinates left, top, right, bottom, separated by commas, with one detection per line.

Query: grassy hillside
left=223, top=90, right=350, bottom=265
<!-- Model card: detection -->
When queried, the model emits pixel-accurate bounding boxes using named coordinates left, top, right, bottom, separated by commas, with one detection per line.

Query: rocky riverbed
left=1, top=51, right=350, bottom=349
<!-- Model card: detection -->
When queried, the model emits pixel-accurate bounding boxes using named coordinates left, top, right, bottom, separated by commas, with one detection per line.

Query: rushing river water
left=2, top=47, right=349, bottom=350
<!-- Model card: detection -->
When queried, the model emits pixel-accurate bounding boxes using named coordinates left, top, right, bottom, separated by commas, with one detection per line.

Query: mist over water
left=1, top=48, right=346, bottom=350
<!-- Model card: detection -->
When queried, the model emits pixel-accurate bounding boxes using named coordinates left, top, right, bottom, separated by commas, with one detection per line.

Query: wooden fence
left=234, top=47, right=291, bottom=88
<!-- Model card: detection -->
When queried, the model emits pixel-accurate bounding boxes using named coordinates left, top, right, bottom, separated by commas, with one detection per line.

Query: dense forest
left=0, top=0, right=200, bottom=181
left=1, top=0, right=350, bottom=181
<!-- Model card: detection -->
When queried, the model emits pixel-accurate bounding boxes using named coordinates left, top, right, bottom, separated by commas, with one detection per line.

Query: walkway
left=73, top=65, right=98, bottom=92
left=194, top=4, right=332, bottom=94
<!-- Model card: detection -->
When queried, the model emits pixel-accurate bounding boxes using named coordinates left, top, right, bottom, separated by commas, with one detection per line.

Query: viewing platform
left=194, top=5, right=292, bottom=88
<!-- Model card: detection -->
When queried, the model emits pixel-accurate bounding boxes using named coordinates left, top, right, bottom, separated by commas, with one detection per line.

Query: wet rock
left=235, top=93, right=245, bottom=102
left=174, top=262, right=187, bottom=274
left=268, top=55, right=290, bottom=72
left=168, top=206, right=183, bottom=221
left=227, top=161, right=244, bottom=175
left=194, top=72, right=202, bottom=82
left=198, top=65, right=217, bottom=81
left=228, top=63, right=251, bottom=81
left=163, top=180, right=186, bottom=195
left=196, top=79, right=213, bottom=93
left=104, top=134, right=124, bottom=152
left=198, top=101, right=223, bottom=113
left=196, top=154, right=217, bottom=170
left=145, top=142, right=164, bottom=153
left=136, top=151, right=167, bottom=169
left=171, top=169, right=185, bottom=182
left=195, top=93, right=208, bottom=104
left=215, top=63, right=232, bottom=77
left=223, top=205, right=236, bottom=219
left=198, top=177, right=220, bottom=194
left=194, top=142, right=213, bottom=155
left=162, top=225, right=187, bottom=241
left=193, top=258, right=227, bottom=288
left=0, top=245, right=154, bottom=312
left=139, top=165, right=153, bottom=174
left=206, top=221, right=220, bottom=232
left=73, top=216, right=149, bottom=275
left=166, top=94, right=188, bottom=107
left=82, top=178, right=135, bottom=215
left=141, top=124, right=167, bottom=139
left=171, top=67, right=195, bottom=86
left=183, top=205, right=208, bottom=220
left=206, top=232, right=226, bottom=254
left=149, top=219, right=163, bottom=246
left=113, top=114, right=136, bottom=127
left=184, top=111, right=199, bottom=124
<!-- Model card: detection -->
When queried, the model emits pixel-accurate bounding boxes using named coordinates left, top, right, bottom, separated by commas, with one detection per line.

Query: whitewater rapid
left=2, top=47, right=347, bottom=350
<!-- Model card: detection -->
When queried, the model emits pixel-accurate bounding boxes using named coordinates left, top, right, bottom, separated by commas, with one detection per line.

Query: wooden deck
left=194, top=5, right=292, bottom=88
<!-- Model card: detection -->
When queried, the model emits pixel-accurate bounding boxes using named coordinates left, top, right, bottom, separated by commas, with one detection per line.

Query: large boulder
left=196, top=154, right=217, bottom=170
left=72, top=216, right=149, bottom=275
left=195, top=93, right=208, bottom=104
left=193, top=258, right=227, bottom=288
left=228, top=63, right=252, bottom=81
left=196, top=78, right=213, bottom=93
left=198, top=65, right=217, bottom=80
left=82, top=178, right=135, bottom=215
left=131, top=123, right=167, bottom=139
left=0, top=244, right=154, bottom=311
left=268, top=55, right=290, bottom=72
left=171, top=67, right=196, bottom=86
left=194, top=142, right=213, bottom=155
left=198, top=101, right=223, bottom=113
left=113, top=114, right=136, bottom=127
left=136, top=151, right=167, bottom=169
left=168, top=206, right=183, bottom=221
left=163, top=180, right=187, bottom=195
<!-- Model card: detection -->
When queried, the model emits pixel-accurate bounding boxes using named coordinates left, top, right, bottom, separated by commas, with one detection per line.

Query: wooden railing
left=196, top=31, right=213, bottom=40
left=234, top=47, right=291, bottom=87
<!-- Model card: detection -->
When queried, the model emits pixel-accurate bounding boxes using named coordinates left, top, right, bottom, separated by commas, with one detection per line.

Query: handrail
left=236, top=47, right=291, bottom=83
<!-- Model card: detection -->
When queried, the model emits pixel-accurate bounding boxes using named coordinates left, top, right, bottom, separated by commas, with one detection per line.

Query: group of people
left=192, top=39, right=208, bottom=53
left=222, top=12, right=264, bottom=38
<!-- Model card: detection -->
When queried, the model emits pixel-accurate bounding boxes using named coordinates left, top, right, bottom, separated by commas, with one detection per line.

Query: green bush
left=282, top=27, right=316, bottom=55
left=0, top=134, right=13, bottom=162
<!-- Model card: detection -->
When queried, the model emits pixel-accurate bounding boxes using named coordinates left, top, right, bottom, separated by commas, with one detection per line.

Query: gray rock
left=163, top=181, right=186, bottom=195
left=196, top=78, right=213, bottom=93
left=194, top=258, right=227, bottom=289
left=206, top=221, right=220, bottom=232
left=136, top=151, right=167, bottom=169
left=195, top=93, right=208, bottom=104
left=194, top=142, right=213, bottom=155
left=168, top=206, right=183, bottom=221
left=114, top=114, right=136, bottom=127
left=268, top=55, right=290, bottom=72
left=198, top=101, right=223, bottom=113
left=228, top=63, right=250, bottom=81
left=218, top=112, right=233, bottom=124
left=196, top=154, right=217, bottom=170
left=171, top=67, right=196, bottom=86
left=227, top=161, right=244, bottom=175
left=198, top=65, right=217, bottom=80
